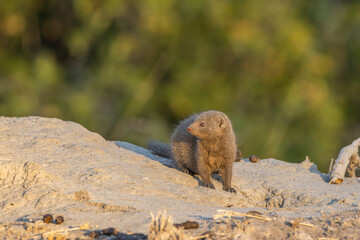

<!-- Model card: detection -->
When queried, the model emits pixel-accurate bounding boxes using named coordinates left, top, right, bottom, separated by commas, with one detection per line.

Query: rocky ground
left=0, top=116, right=359, bottom=239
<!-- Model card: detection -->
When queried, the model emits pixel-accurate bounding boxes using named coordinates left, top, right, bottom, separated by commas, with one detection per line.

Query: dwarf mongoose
left=148, top=110, right=237, bottom=193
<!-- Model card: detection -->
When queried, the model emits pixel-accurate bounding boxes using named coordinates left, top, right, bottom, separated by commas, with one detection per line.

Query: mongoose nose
left=187, top=127, right=191, bottom=131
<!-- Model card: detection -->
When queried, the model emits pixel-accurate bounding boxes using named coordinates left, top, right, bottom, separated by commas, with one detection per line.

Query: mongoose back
left=148, top=110, right=237, bottom=192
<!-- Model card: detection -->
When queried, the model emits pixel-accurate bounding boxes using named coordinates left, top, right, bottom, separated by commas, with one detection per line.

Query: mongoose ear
left=218, top=117, right=226, bottom=128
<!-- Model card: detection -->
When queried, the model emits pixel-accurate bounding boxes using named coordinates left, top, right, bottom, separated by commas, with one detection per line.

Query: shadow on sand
left=114, top=141, right=223, bottom=186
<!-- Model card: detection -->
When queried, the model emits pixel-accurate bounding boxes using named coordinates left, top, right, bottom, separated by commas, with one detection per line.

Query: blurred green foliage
left=0, top=0, right=359, bottom=172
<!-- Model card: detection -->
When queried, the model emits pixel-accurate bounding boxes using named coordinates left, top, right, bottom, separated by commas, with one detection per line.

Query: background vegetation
left=1, top=0, right=359, bottom=172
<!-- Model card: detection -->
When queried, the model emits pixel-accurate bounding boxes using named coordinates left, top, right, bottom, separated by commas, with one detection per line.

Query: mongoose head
left=187, top=111, right=230, bottom=140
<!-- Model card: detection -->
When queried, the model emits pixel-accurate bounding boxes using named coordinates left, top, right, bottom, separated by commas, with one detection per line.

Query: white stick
left=328, top=158, right=334, bottom=173
left=329, top=138, right=360, bottom=184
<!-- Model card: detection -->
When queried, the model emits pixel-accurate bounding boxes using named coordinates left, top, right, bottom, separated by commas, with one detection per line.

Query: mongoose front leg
left=199, top=167, right=215, bottom=189
left=197, top=148, right=215, bottom=189
left=221, top=163, right=236, bottom=193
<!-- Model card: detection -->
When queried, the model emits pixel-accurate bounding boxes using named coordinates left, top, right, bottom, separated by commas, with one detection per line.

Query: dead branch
left=329, top=138, right=360, bottom=184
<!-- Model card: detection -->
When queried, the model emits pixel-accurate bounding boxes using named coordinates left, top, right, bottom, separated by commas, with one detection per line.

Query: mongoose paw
left=224, top=187, right=237, bottom=193
left=182, top=169, right=195, bottom=175
left=182, top=169, right=190, bottom=174
left=202, top=182, right=215, bottom=189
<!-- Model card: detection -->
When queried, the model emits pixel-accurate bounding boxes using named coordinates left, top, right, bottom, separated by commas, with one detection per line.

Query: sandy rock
left=1, top=116, right=360, bottom=238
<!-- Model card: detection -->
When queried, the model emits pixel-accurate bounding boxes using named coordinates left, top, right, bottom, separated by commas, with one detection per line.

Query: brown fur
left=148, top=110, right=237, bottom=192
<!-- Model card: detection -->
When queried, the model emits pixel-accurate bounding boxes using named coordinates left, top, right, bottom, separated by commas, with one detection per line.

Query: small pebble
left=43, top=214, right=53, bottom=224
left=249, top=155, right=260, bottom=163
left=234, top=150, right=243, bottom=162
left=89, top=231, right=101, bottom=238
left=55, top=216, right=64, bottom=224
left=174, top=221, right=199, bottom=229
left=102, top=227, right=118, bottom=236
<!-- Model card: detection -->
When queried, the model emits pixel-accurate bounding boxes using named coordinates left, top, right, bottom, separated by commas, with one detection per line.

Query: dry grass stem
left=290, top=219, right=315, bottom=228
left=214, top=210, right=272, bottom=221
left=189, top=233, right=210, bottom=240
left=42, top=223, right=93, bottom=237
left=329, top=158, right=334, bottom=173
left=298, top=222, right=315, bottom=228
left=148, top=210, right=187, bottom=240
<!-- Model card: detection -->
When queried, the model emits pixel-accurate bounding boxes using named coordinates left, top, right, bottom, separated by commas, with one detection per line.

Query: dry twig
left=215, top=210, right=314, bottom=229
left=329, top=158, right=334, bottom=173
left=214, top=210, right=271, bottom=221
left=329, top=137, right=360, bottom=184
left=42, top=223, right=93, bottom=237
left=189, top=233, right=210, bottom=240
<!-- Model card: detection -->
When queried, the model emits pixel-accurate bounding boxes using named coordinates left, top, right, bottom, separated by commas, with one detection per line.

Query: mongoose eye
left=200, top=123, right=205, bottom=127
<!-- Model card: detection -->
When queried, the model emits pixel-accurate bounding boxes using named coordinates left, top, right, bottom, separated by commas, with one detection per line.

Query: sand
left=0, top=116, right=359, bottom=239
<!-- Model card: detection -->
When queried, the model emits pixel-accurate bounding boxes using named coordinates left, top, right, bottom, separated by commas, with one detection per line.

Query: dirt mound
left=0, top=116, right=359, bottom=239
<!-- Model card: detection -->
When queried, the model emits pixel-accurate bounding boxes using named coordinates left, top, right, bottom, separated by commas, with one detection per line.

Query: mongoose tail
left=147, top=140, right=172, bottom=159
